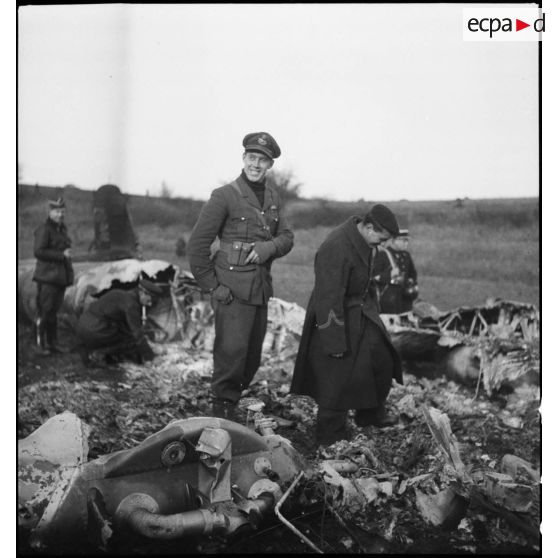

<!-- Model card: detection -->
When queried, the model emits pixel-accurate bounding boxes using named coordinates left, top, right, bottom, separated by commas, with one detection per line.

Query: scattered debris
left=17, top=260, right=541, bottom=554
left=18, top=410, right=309, bottom=553
left=414, top=487, right=468, bottom=529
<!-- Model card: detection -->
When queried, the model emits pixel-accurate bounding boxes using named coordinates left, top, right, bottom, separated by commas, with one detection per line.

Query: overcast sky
left=18, top=3, right=539, bottom=202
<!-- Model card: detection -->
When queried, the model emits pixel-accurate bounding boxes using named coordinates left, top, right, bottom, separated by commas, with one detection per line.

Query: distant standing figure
left=290, top=205, right=402, bottom=446
left=374, top=229, right=419, bottom=314
left=187, top=132, right=294, bottom=420
left=32, top=198, right=74, bottom=355
left=175, top=236, right=187, bottom=257
left=75, top=279, right=164, bottom=367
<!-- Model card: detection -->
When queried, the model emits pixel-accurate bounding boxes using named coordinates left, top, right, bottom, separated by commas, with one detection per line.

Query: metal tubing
left=116, top=492, right=276, bottom=540
left=127, top=507, right=217, bottom=539
left=274, top=472, right=324, bottom=554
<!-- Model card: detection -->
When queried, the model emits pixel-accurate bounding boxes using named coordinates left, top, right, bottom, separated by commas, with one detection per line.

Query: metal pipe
left=274, top=472, right=323, bottom=554
left=322, top=459, right=359, bottom=474
left=115, top=492, right=276, bottom=540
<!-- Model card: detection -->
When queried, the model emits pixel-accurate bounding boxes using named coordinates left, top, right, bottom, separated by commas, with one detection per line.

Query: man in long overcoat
left=32, top=198, right=74, bottom=355
left=290, top=205, right=403, bottom=446
left=187, top=132, right=294, bottom=419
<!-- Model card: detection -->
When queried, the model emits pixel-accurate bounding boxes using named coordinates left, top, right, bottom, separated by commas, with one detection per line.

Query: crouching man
left=75, top=279, right=164, bottom=367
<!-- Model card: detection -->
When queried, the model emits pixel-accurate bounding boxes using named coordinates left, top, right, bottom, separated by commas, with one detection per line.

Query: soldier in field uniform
left=374, top=229, right=419, bottom=314
left=187, top=132, right=294, bottom=419
left=290, top=205, right=403, bottom=446
left=75, top=279, right=164, bottom=367
left=32, top=198, right=74, bottom=355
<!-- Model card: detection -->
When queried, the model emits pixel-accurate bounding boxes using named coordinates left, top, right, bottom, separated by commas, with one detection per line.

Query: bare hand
left=244, top=249, right=260, bottom=264
left=63, top=248, right=72, bottom=259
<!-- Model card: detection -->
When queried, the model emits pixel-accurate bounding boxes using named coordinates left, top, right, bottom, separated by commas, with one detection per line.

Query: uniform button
left=229, top=266, right=233, bottom=270
left=261, top=211, right=265, bottom=215
left=241, top=217, right=246, bottom=221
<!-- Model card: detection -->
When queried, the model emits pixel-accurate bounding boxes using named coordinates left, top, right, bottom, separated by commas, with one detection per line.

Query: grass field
left=17, top=184, right=539, bottom=311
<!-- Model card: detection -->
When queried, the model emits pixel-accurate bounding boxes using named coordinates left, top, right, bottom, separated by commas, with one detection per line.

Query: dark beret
left=138, top=279, right=166, bottom=297
left=366, top=204, right=400, bottom=237
left=48, top=197, right=66, bottom=209
left=242, top=132, right=281, bottom=159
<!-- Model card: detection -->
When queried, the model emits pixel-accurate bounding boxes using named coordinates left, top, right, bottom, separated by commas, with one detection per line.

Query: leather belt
left=344, top=295, right=364, bottom=308
left=219, top=240, right=254, bottom=254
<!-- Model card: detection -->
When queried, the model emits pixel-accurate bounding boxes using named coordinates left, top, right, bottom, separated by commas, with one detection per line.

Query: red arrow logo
left=516, top=19, right=530, bottom=31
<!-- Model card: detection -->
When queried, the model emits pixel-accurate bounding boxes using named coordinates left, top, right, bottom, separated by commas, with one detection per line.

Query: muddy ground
left=17, top=319, right=541, bottom=555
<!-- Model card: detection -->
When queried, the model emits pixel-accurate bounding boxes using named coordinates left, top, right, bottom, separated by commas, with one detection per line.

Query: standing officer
left=187, top=132, right=294, bottom=419
left=32, top=198, right=74, bottom=355
left=290, top=205, right=402, bottom=446
left=374, top=229, right=419, bottom=314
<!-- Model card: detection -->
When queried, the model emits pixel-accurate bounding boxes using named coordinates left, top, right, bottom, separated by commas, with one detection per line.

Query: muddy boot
left=356, top=403, right=399, bottom=428
left=212, top=399, right=238, bottom=421
left=35, top=317, right=51, bottom=356
left=45, top=319, right=62, bottom=353
left=104, top=352, right=121, bottom=365
left=74, top=343, right=93, bottom=368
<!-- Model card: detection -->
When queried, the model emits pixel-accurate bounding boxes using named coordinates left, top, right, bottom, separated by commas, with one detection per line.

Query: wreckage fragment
left=414, top=487, right=468, bottom=529
left=18, top=411, right=310, bottom=552
left=423, top=406, right=468, bottom=479
left=17, top=254, right=540, bottom=394
left=383, top=299, right=540, bottom=392
left=422, top=406, right=540, bottom=538
left=18, top=258, right=200, bottom=344
left=18, top=412, right=91, bottom=532
left=89, top=184, right=141, bottom=261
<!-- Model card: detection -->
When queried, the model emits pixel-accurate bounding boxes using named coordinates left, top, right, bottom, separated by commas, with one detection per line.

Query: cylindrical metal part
left=114, top=491, right=277, bottom=540
left=115, top=493, right=221, bottom=539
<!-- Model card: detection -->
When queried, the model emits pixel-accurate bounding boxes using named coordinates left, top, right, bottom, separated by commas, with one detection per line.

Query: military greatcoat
left=291, top=216, right=402, bottom=411
left=33, top=218, right=74, bottom=287
left=33, top=217, right=74, bottom=349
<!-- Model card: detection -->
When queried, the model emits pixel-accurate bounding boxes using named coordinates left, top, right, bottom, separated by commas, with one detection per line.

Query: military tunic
left=291, top=216, right=402, bottom=414
left=187, top=172, right=294, bottom=403
left=375, top=248, right=418, bottom=314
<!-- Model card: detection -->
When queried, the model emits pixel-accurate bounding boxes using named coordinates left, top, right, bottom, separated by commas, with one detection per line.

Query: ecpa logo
left=463, top=8, right=545, bottom=41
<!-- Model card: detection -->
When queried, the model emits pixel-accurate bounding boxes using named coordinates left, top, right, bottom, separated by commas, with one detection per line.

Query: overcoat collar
left=342, top=216, right=375, bottom=268
left=235, top=173, right=274, bottom=211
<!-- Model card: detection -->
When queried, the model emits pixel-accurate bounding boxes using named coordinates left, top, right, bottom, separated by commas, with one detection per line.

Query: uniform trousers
left=36, top=282, right=66, bottom=348
left=212, top=298, right=268, bottom=403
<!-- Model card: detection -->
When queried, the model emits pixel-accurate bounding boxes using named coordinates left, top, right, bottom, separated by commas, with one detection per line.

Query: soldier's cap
left=365, top=204, right=400, bottom=237
left=138, top=278, right=166, bottom=297
left=242, top=132, right=281, bottom=159
left=48, top=197, right=66, bottom=209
